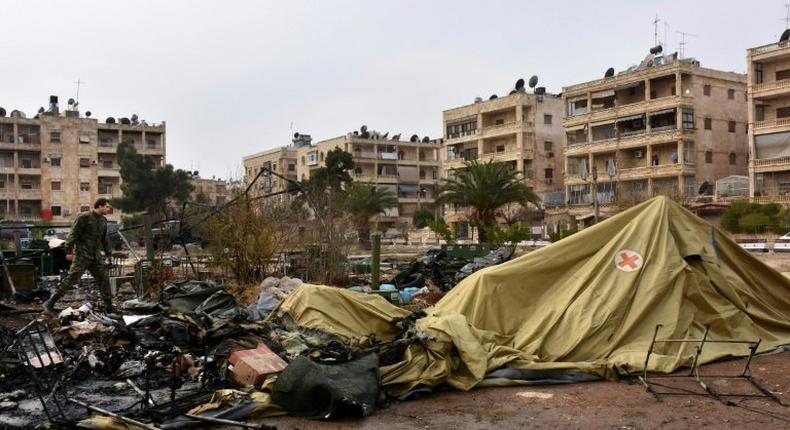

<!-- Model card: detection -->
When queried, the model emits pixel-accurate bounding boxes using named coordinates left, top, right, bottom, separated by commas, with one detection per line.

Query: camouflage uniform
left=50, top=211, right=113, bottom=309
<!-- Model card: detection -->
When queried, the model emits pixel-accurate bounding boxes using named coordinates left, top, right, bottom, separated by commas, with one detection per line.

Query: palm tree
left=344, top=182, right=398, bottom=249
left=437, top=159, right=539, bottom=242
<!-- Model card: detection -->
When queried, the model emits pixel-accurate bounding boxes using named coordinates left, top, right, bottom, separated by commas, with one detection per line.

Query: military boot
left=42, top=292, right=62, bottom=316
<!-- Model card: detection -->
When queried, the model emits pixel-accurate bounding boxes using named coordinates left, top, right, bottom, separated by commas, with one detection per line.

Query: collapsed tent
left=275, top=196, right=790, bottom=396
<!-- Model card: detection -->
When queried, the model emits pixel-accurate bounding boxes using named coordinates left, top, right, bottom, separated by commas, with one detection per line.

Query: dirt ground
left=259, top=352, right=790, bottom=430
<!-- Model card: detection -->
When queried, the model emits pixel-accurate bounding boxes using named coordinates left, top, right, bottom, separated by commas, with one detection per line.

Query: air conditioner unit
left=634, top=150, right=644, bottom=158
left=42, top=157, right=50, bottom=163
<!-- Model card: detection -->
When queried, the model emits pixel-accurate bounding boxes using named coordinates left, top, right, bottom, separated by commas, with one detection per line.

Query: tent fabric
left=276, top=197, right=790, bottom=396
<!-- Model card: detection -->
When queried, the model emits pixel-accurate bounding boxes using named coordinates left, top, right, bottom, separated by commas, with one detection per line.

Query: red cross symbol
left=614, top=249, right=643, bottom=272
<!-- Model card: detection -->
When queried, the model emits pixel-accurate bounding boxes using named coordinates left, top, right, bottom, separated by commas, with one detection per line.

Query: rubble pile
left=391, top=247, right=513, bottom=291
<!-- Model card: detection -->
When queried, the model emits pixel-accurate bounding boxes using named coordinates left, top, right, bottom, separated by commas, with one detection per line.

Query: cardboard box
left=228, top=344, right=287, bottom=386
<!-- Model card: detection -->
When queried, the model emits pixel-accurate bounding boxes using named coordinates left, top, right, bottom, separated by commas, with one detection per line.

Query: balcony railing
left=752, top=156, right=790, bottom=168
left=754, top=117, right=790, bottom=130
left=752, top=79, right=790, bottom=93
left=749, top=40, right=790, bottom=55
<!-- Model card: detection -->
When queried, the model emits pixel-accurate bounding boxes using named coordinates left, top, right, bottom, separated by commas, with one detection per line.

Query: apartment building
left=561, top=50, right=747, bottom=225
left=0, top=96, right=165, bottom=223
left=242, top=137, right=301, bottom=203
left=294, top=130, right=442, bottom=228
left=747, top=33, right=790, bottom=201
left=441, top=87, right=566, bottom=235
left=190, top=176, right=231, bottom=207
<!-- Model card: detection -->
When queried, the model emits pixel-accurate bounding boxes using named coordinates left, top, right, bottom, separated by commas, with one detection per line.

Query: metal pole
left=371, top=233, right=380, bottom=289
left=68, top=398, right=161, bottom=430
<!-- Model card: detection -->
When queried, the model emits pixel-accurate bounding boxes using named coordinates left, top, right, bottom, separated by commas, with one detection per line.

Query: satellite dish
left=67, top=98, right=76, bottom=106
left=474, top=97, right=483, bottom=103
left=131, top=114, right=139, bottom=122
left=781, top=29, right=790, bottom=42
left=515, top=78, right=525, bottom=91
left=381, top=132, right=389, bottom=139
left=360, top=125, right=367, bottom=133
left=410, top=134, right=419, bottom=142
left=422, top=136, right=430, bottom=143
left=604, top=67, right=615, bottom=78
left=0, top=108, right=5, bottom=117
left=392, top=133, right=401, bottom=140
left=528, top=75, right=539, bottom=88
left=38, top=107, right=45, bottom=114
left=489, top=94, right=498, bottom=100
left=85, top=111, right=91, bottom=118
left=106, top=117, right=116, bottom=124
left=120, top=117, right=131, bottom=125
left=294, top=132, right=300, bottom=138
left=193, top=170, right=199, bottom=176
left=649, top=45, right=663, bottom=55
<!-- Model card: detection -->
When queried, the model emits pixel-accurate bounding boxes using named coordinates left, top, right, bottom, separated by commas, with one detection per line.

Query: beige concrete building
left=747, top=36, right=790, bottom=201
left=242, top=136, right=301, bottom=203
left=190, top=176, right=230, bottom=207
left=0, top=96, right=165, bottom=223
left=561, top=52, right=747, bottom=226
left=295, top=131, right=442, bottom=228
left=441, top=88, right=566, bottom=236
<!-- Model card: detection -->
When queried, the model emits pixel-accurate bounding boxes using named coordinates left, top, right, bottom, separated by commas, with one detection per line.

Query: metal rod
left=127, top=378, right=157, bottom=407
left=185, top=413, right=276, bottom=430
left=741, top=338, right=761, bottom=377
left=68, top=398, right=161, bottom=430
left=643, top=324, right=662, bottom=380
left=689, top=325, right=709, bottom=377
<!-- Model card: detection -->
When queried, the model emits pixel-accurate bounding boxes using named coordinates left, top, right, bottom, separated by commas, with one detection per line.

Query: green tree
left=481, top=222, right=533, bottom=253
left=113, top=142, right=193, bottom=219
left=412, top=206, right=436, bottom=228
left=721, top=202, right=787, bottom=234
left=344, top=182, right=397, bottom=249
left=427, top=218, right=456, bottom=244
left=437, top=160, right=539, bottom=242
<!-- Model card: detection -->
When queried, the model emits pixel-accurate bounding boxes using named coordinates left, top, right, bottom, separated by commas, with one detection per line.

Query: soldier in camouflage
left=43, top=198, right=114, bottom=314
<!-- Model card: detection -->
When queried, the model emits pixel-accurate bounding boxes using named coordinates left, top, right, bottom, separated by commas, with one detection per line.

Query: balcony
left=752, top=156, right=790, bottom=173
left=17, top=189, right=43, bottom=200
left=478, top=148, right=534, bottom=163
left=0, top=189, right=14, bottom=199
left=754, top=117, right=790, bottom=133
left=98, top=168, right=121, bottom=177
left=97, top=142, right=118, bottom=153
left=480, top=121, right=524, bottom=138
left=749, top=40, right=790, bottom=60
left=353, top=174, right=376, bottom=183
left=564, top=96, right=682, bottom=127
left=445, top=129, right=479, bottom=144
left=751, top=79, right=790, bottom=99
left=353, top=151, right=377, bottom=160
left=377, top=174, right=399, bottom=183
left=17, top=167, right=41, bottom=175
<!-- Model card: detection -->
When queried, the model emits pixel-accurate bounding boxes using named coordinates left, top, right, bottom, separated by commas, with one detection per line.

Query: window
left=682, top=108, right=694, bottom=130
left=51, top=181, right=61, bottom=191
left=544, top=141, right=554, bottom=152
left=544, top=114, right=553, bottom=125
left=728, top=121, right=736, bottom=133
left=80, top=205, right=90, bottom=213
left=704, top=117, right=712, bottom=130
left=80, top=158, right=91, bottom=168
left=728, top=89, right=735, bottom=100
left=495, top=119, right=505, bottom=125
left=146, top=139, right=157, bottom=149
left=80, top=182, right=90, bottom=192
left=729, top=153, right=736, bottom=165
left=51, top=206, right=61, bottom=216
left=650, top=90, right=657, bottom=99
left=20, top=180, right=33, bottom=190
left=755, top=62, right=764, bottom=84
left=756, top=105, right=765, bottom=121
left=705, top=150, right=713, bottom=164
left=544, top=168, right=554, bottom=184
left=671, top=86, right=676, bottom=96
left=99, top=183, right=113, bottom=194
left=288, top=163, right=295, bottom=172
left=684, top=142, right=695, bottom=165
left=50, top=131, right=61, bottom=142
left=50, top=157, right=61, bottom=167
left=777, top=69, right=790, bottom=81
left=20, top=159, right=32, bottom=168
left=496, top=145, right=505, bottom=152
left=777, top=107, right=790, bottom=119
left=703, top=84, right=711, bottom=96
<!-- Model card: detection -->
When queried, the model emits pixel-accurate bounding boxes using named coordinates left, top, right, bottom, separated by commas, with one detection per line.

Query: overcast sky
left=2, top=0, right=786, bottom=179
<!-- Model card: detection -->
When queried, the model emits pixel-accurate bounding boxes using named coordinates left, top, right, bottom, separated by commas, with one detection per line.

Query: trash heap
left=390, top=247, right=513, bottom=291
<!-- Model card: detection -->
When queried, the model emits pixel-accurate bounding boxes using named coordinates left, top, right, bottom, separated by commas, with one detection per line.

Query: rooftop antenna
left=653, top=13, right=660, bottom=46
left=73, top=78, right=85, bottom=105
left=676, top=30, right=697, bottom=59
left=785, top=3, right=790, bottom=29
left=663, top=21, right=670, bottom=49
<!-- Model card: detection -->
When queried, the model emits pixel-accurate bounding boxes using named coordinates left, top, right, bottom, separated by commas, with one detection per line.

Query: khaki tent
left=277, top=196, right=790, bottom=396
